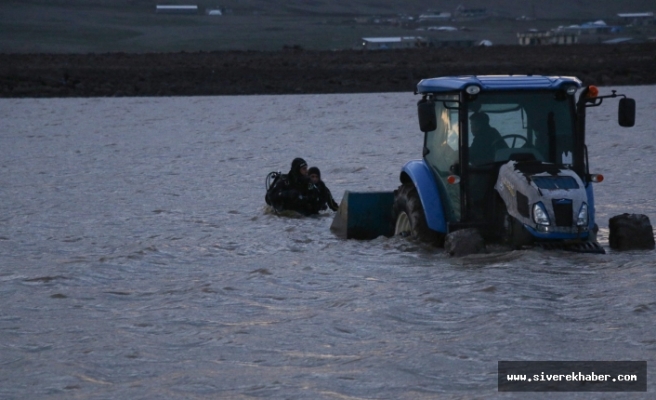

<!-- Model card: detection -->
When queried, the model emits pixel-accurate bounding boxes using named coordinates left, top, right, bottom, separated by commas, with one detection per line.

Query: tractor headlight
left=533, top=202, right=550, bottom=226
left=576, top=203, right=589, bottom=226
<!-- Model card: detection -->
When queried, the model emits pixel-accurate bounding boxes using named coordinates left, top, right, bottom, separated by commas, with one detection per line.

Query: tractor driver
left=469, top=112, right=507, bottom=166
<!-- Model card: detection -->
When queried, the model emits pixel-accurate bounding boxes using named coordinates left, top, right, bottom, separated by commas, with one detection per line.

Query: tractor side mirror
left=618, top=98, right=635, bottom=127
left=417, top=99, right=437, bottom=132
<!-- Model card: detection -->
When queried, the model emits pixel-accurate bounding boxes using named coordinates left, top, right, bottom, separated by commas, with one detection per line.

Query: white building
left=361, top=37, right=428, bottom=50
left=518, top=31, right=578, bottom=46
left=618, top=12, right=655, bottom=25
left=155, top=5, right=199, bottom=14
left=418, top=12, right=451, bottom=22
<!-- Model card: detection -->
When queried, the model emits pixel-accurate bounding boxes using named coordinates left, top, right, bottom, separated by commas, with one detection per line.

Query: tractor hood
left=495, top=161, right=589, bottom=236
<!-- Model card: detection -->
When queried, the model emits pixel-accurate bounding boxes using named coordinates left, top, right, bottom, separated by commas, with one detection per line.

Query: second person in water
left=308, top=166, right=339, bottom=212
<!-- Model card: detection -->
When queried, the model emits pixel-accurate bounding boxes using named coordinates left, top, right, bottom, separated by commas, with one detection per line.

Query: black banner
left=498, top=361, right=647, bottom=392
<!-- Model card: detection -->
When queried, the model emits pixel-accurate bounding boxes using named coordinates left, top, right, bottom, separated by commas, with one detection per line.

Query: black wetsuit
left=266, top=172, right=322, bottom=215
left=314, top=180, right=339, bottom=211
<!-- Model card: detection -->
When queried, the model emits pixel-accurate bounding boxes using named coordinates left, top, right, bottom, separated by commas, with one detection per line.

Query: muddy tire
left=393, top=183, right=443, bottom=246
left=496, top=195, right=532, bottom=249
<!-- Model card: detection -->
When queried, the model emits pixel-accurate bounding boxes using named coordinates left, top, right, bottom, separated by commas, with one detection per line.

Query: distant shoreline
left=2, top=43, right=656, bottom=98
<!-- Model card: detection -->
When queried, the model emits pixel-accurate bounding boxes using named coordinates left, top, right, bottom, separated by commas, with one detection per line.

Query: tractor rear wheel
left=393, top=183, right=443, bottom=246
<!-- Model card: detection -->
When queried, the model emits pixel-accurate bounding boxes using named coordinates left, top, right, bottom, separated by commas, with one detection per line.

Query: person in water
left=308, top=166, right=339, bottom=212
left=266, top=157, right=322, bottom=215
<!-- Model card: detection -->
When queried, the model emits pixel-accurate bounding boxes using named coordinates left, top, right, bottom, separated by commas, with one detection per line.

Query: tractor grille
left=516, top=191, right=529, bottom=218
left=552, top=199, right=573, bottom=227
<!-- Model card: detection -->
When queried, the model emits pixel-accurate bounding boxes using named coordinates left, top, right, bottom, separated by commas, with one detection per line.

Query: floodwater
left=1, top=87, right=655, bottom=399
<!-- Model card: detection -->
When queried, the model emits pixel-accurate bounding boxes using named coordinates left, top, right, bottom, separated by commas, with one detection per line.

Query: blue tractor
left=390, top=75, right=636, bottom=252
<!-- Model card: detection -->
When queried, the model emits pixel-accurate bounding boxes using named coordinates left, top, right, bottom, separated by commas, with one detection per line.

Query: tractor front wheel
left=496, top=196, right=532, bottom=249
left=393, top=183, right=443, bottom=246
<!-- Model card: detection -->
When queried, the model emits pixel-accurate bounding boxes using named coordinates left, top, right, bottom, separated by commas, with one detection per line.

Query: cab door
left=423, top=96, right=461, bottom=222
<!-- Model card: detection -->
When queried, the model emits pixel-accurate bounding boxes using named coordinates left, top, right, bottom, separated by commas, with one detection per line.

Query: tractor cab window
left=424, top=95, right=460, bottom=221
left=467, top=92, right=575, bottom=166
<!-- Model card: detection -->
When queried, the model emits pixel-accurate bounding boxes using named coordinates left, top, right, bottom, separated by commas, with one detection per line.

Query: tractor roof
left=416, top=75, right=582, bottom=94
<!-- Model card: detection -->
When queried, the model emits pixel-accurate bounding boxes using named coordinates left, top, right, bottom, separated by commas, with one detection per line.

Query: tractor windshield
left=467, top=91, right=576, bottom=166
left=462, top=90, right=577, bottom=223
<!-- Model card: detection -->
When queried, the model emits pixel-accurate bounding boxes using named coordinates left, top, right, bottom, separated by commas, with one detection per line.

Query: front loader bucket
left=330, top=191, right=395, bottom=240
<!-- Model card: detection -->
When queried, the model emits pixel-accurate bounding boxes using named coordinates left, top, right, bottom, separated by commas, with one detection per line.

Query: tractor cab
left=420, top=78, right=581, bottom=229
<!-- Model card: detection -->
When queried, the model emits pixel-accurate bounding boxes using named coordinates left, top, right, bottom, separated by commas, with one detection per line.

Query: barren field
left=2, top=0, right=655, bottom=97
left=1, top=43, right=655, bottom=97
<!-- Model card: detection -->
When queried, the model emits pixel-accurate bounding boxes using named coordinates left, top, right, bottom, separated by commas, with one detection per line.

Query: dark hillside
left=1, top=43, right=655, bottom=97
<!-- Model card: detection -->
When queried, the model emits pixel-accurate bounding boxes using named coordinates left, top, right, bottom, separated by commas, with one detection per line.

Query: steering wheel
left=494, top=134, right=527, bottom=149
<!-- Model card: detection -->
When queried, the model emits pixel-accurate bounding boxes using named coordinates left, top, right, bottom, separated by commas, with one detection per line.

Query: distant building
left=432, top=39, right=475, bottom=48
left=602, top=37, right=637, bottom=44
left=361, top=37, right=428, bottom=50
left=454, top=7, right=487, bottom=20
left=518, top=31, right=578, bottom=46
left=618, top=12, right=655, bottom=25
left=418, top=12, right=452, bottom=22
left=425, top=26, right=458, bottom=31
left=581, top=20, right=615, bottom=34
left=560, top=20, right=622, bottom=35
left=155, top=5, right=198, bottom=14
